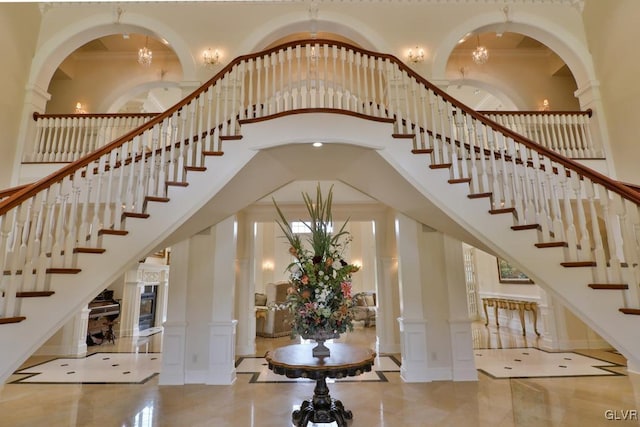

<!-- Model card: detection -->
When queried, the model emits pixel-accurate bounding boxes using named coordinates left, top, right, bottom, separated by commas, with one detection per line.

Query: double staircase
left=1, top=39, right=639, bottom=383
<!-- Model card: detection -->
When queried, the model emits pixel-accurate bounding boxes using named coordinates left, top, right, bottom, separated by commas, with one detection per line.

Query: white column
left=374, top=210, right=401, bottom=354
left=443, top=235, right=477, bottom=381
left=395, top=213, right=430, bottom=382
left=155, top=267, right=169, bottom=327
left=119, top=265, right=142, bottom=337
left=235, top=212, right=256, bottom=356
left=207, top=215, right=238, bottom=385
left=159, top=239, right=189, bottom=385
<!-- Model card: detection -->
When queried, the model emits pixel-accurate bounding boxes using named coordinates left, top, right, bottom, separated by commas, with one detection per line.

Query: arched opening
left=445, top=31, right=579, bottom=111
left=46, top=33, right=182, bottom=114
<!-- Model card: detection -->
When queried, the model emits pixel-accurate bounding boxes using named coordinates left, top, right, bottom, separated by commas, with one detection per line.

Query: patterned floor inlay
left=237, top=355, right=401, bottom=383
left=12, top=352, right=161, bottom=384
left=475, top=348, right=624, bottom=379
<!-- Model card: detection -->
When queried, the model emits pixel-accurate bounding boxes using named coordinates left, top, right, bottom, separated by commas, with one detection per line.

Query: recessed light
left=312, top=142, right=323, bottom=148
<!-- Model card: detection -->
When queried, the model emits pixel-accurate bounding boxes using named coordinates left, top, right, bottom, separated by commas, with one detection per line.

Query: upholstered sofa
left=353, top=291, right=376, bottom=327
left=256, top=281, right=293, bottom=338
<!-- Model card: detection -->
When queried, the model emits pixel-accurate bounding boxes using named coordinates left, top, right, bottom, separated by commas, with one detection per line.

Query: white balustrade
left=480, top=110, right=599, bottom=159
left=2, top=39, right=640, bottom=322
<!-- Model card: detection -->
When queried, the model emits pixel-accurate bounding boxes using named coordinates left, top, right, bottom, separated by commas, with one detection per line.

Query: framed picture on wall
left=497, top=258, right=534, bottom=284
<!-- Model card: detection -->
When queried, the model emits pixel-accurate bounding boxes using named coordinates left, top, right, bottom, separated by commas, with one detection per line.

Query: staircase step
left=16, top=291, right=55, bottom=298
left=185, top=166, right=207, bottom=172
left=46, top=268, right=81, bottom=274
left=98, top=229, right=128, bottom=236
left=511, top=224, right=539, bottom=231
left=392, top=133, right=416, bottom=139
left=166, top=181, right=189, bottom=187
left=535, top=241, right=568, bottom=248
left=588, top=284, right=628, bottom=290
left=202, top=151, right=224, bottom=156
left=73, top=247, right=106, bottom=254
left=468, top=192, right=492, bottom=199
left=429, top=163, right=452, bottom=169
left=489, top=207, right=516, bottom=215
left=411, top=149, right=433, bottom=154
left=448, top=178, right=472, bottom=184
left=619, top=308, right=640, bottom=315
left=122, top=212, right=150, bottom=219
left=145, top=196, right=170, bottom=203
left=0, top=317, right=26, bottom=325
left=219, top=135, right=243, bottom=141
left=560, top=261, right=596, bottom=267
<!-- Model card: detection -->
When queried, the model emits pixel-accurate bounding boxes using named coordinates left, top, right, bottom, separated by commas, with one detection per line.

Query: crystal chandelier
left=138, top=36, right=152, bottom=66
left=471, top=35, right=489, bottom=65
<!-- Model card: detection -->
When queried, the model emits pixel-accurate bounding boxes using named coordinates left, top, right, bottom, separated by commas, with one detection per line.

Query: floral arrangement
left=273, top=184, right=360, bottom=339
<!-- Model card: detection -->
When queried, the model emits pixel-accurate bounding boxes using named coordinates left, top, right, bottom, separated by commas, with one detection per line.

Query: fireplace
left=138, top=285, right=157, bottom=331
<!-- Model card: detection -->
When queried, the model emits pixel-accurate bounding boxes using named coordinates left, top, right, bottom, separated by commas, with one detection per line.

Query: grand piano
left=87, top=289, right=120, bottom=345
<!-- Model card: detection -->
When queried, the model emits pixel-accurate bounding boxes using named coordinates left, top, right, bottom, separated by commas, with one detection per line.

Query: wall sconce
left=203, top=48, right=220, bottom=68
left=541, top=99, right=550, bottom=111
left=407, top=46, right=425, bottom=64
left=262, top=260, right=274, bottom=271
left=352, top=259, right=363, bottom=270
left=74, top=102, right=86, bottom=114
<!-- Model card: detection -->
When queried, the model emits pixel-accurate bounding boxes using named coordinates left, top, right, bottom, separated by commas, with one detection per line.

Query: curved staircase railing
left=2, top=38, right=640, bottom=326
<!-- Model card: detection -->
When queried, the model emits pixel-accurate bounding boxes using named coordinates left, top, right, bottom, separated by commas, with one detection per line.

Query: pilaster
left=397, top=317, right=430, bottom=382
left=206, top=320, right=238, bottom=385
left=158, top=320, right=188, bottom=385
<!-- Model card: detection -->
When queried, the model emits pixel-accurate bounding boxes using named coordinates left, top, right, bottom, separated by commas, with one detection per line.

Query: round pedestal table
left=265, top=343, right=376, bottom=427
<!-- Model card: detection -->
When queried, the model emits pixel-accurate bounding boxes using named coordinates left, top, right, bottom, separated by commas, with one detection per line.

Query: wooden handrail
left=3, top=38, right=639, bottom=216
left=0, top=184, right=29, bottom=200
left=478, top=109, right=593, bottom=117
left=32, top=112, right=160, bottom=120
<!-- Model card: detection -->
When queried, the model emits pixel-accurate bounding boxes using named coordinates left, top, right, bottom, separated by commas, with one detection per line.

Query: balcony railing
left=479, top=110, right=599, bottom=159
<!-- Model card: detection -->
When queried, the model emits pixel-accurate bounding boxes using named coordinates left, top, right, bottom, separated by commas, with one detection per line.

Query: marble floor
left=1, top=323, right=639, bottom=427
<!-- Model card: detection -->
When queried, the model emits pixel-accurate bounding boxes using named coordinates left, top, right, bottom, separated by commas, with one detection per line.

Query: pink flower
left=341, top=281, right=351, bottom=298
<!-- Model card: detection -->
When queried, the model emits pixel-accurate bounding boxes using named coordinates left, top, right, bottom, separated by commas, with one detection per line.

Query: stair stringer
left=379, top=140, right=640, bottom=372
left=0, top=143, right=257, bottom=384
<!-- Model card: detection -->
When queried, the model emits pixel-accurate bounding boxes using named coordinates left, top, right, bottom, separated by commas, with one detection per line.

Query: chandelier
left=138, top=36, right=152, bottom=66
left=471, top=35, right=489, bottom=65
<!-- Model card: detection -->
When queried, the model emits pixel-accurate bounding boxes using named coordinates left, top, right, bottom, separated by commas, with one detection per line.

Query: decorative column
left=395, top=213, right=430, bottom=382
left=235, top=212, right=256, bottom=356
left=207, top=215, right=238, bottom=385
left=159, top=239, right=189, bottom=385
left=443, top=235, right=477, bottom=381
left=119, top=265, right=142, bottom=337
left=373, top=210, right=401, bottom=354
left=155, top=267, right=169, bottom=328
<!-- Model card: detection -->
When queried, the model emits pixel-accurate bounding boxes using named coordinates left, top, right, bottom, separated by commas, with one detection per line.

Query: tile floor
left=1, top=322, right=639, bottom=426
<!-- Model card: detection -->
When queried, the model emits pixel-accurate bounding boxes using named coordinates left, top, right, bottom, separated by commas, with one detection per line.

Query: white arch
left=238, top=9, right=391, bottom=56
left=28, top=10, right=197, bottom=95
left=448, top=78, right=520, bottom=111
left=431, top=9, right=596, bottom=91
left=103, top=80, right=181, bottom=113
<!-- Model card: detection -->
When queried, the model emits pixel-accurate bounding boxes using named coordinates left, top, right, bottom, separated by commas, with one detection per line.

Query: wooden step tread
left=0, top=316, right=26, bottom=325
left=619, top=308, right=640, bottom=315
left=145, top=196, right=170, bottom=203
left=46, top=268, right=81, bottom=274
left=185, top=166, right=207, bottom=172
left=560, top=261, right=596, bottom=267
left=535, top=241, right=568, bottom=248
left=588, top=284, right=628, bottom=290
left=429, top=163, right=452, bottom=169
left=219, top=135, right=243, bottom=141
left=468, top=192, right=492, bottom=199
left=122, top=212, right=150, bottom=219
left=16, top=291, right=55, bottom=298
left=448, top=178, right=472, bottom=184
left=166, top=181, right=189, bottom=187
left=392, top=133, right=416, bottom=139
left=489, top=208, right=516, bottom=215
left=202, top=151, right=224, bottom=156
left=99, top=229, right=128, bottom=236
left=411, top=149, right=433, bottom=154
left=73, top=247, right=106, bottom=254
left=511, top=224, right=540, bottom=231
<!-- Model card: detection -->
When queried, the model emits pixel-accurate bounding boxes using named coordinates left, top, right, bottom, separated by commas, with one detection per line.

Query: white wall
left=0, top=4, right=41, bottom=187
